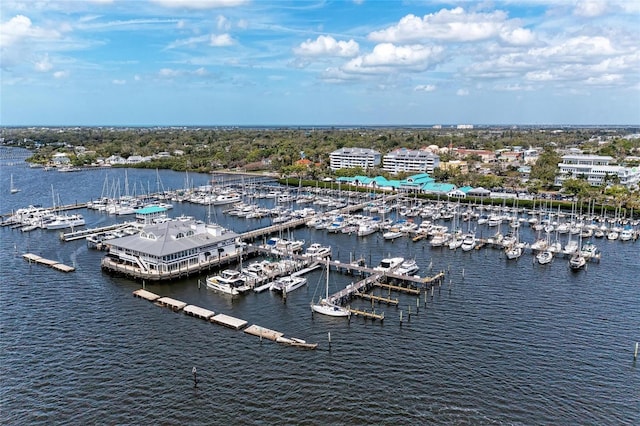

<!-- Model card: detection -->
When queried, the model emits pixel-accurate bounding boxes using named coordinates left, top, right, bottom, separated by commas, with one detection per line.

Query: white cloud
left=368, top=7, right=526, bottom=44
left=585, top=74, right=623, bottom=85
left=414, top=84, right=436, bottom=92
left=159, top=68, right=182, bottom=78
left=574, top=0, right=608, bottom=17
left=166, top=34, right=209, bottom=49
left=216, top=15, right=230, bottom=32
left=456, top=88, right=469, bottom=96
left=294, top=35, right=359, bottom=57
left=112, top=79, right=126, bottom=85
left=529, top=36, right=616, bottom=60
left=0, top=15, right=61, bottom=48
left=53, top=70, right=69, bottom=79
left=34, top=54, right=53, bottom=72
left=342, top=43, right=443, bottom=74
left=151, top=0, right=249, bottom=9
left=210, top=33, right=234, bottom=46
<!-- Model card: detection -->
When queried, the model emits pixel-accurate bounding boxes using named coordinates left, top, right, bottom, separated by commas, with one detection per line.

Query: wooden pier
left=239, top=217, right=307, bottom=241
left=354, top=291, right=399, bottom=306
left=22, top=253, right=76, bottom=272
left=60, top=221, right=136, bottom=241
left=373, top=281, right=421, bottom=295
left=348, top=307, right=385, bottom=321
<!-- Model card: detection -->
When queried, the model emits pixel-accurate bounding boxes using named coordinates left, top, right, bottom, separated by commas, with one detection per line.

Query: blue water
left=1, top=148, right=639, bottom=424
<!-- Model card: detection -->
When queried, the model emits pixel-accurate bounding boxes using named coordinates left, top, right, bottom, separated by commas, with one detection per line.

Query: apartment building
left=382, top=148, right=440, bottom=174
left=329, top=147, right=381, bottom=171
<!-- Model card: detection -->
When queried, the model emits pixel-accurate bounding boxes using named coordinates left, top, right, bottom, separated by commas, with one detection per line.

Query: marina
left=1, top=163, right=639, bottom=425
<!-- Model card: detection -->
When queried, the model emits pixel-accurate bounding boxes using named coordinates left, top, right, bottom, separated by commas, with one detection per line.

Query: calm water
left=1, top=149, right=639, bottom=424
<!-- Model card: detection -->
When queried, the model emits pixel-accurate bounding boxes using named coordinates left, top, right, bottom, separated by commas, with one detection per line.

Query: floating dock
left=22, top=253, right=76, bottom=272
left=133, top=289, right=161, bottom=301
left=244, top=324, right=283, bottom=341
left=211, top=313, right=248, bottom=330
left=131, top=289, right=315, bottom=349
left=183, top=305, right=215, bottom=320
left=156, top=297, right=187, bottom=312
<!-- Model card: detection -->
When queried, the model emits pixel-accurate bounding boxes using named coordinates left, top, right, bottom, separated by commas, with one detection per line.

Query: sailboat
left=10, top=174, right=20, bottom=194
left=310, top=259, right=351, bottom=317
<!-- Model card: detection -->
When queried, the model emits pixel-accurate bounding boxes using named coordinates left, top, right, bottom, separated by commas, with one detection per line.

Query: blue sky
left=1, top=0, right=639, bottom=126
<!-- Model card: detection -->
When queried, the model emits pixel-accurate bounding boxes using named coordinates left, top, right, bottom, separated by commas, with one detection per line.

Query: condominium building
left=382, top=148, right=440, bottom=174
left=329, top=147, right=381, bottom=171
left=555, top=154, right=640, bottom=189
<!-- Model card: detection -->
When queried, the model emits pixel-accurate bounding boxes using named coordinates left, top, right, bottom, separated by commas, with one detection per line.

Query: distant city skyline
left=1, top=0, right=639, bottom=126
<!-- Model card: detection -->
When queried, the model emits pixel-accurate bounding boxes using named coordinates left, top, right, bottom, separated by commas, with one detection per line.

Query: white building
left=382, top=148, right=440, bottom=174
left=101, top=218, right=241, bottom=281
left=329, top=147, right=381, bottom=171
left=555, top=154, right=640, bottom=189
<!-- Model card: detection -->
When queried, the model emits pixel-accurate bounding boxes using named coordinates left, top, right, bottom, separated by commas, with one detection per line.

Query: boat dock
left=60, top=221, right=137, bottom=242
left=22, top=253, right=76, bottom=272
left=131, top=289, right=317, bottom=348
left=348, top=307, right=385, bottom=321
left=354, top=291, right=399, bottom=306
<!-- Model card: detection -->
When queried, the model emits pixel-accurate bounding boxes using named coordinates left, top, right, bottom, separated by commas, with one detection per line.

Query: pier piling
left=192, top=367, right=198, bottom=388
left=635, top=342, right=638, bottom=360
left=328, top=332, right=331, bottom=351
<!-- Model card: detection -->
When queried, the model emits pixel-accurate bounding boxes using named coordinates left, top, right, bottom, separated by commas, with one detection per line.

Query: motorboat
left=303, top=243, right=332, bottom=259
left=569, top=253, right=587, bottom=270
left=374, top=257, right=404, bottom=272
left=396, top=259, right=420, bottom=276
left=460, top=233, right=476, bottom=251
left=536, top=250, right=553, bottom=265
left=271, top=275, right=307, bottom=294
left=206, top=269, right=250, bottom=295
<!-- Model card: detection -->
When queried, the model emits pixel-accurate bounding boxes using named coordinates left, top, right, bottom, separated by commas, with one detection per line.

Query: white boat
left=536, top=250, right=553, bottom=265
left=310, top=260, right=350, bottom=317
left=396, top=259, right=420, bottom=276
left=206, top=269, right=251, bottom=295
left=271, top=275, right=307, bottom=294
left=212, top=194, right=241, bottom=205
left=460, top=233, right=476, bottom=251
left=374, top=257, right=404, bottom=272
left=505, top=244, right=522, bottom=260
left=382, top=229, right=403, bottom=240
left=580, top=242, right=598, bottom=259
left=44, top=214, right=86, bottom=230
left=562, top=239, right=579, bottom=256
left=430, top=231, right=450, bottom=247
left=569, top=252, right=587, bottom=270
left=356, top=222, right=378, bottom=237
left=303, top=243, right=332, bottom=259
left=10, top=174, right=20, bottom=194
left=619, top=228, right=633, bottom=241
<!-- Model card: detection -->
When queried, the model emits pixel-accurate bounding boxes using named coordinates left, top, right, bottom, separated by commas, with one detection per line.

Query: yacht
left=270, top=275, right=307, bottom=294
left=206, top=270, right=251, bottom=295
left=396, top=259, right=420, bottom=276
left=374, top=257, right=404, bottom=273
left=44, top=214, right=86, bottom=230
left=569, top=252, right=587, bottom=270
left=460, top=233, right=477, bottom=251
left=303, top=243, right=332, bottom=259
left=536, top=250, right=553, bottom=265
left=382, top=229, right=403, bottom=240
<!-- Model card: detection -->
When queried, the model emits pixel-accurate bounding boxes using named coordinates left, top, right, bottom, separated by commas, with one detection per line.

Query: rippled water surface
left=1, top=153, right=639, bottom=424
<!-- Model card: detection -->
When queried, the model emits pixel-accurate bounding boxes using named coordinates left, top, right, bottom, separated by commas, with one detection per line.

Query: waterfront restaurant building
left=329, top=147, right=381, bottom=171
left=554, top=154, right=640, bottom=189
left=382, top=148, right=440, bottom=174
left=101, top=218, right=241, bottom=281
